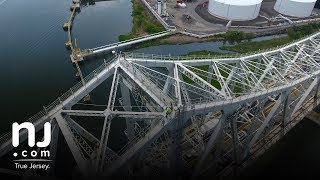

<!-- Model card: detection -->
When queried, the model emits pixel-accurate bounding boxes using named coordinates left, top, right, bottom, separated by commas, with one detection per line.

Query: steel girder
left=1, top=33, right=320, bottom=178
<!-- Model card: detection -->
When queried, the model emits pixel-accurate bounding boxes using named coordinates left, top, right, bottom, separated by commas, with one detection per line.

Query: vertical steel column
left=169, top=108, right=184, bottom=176
left=163, top=66, right=174, bottom=94
left=120, top=81, right=134, bottom=141
left=282, top=92, right=291, bottom=127
left=193, top=109, right=232, bottom=176
left=207, top=62, right=214, bottom=83
left=174, top=64, right=182, bottom=106
left=95, top=67, right=119, bottom=172
left=99, top=113, right=112, bottom=172
left=248, top=91, right=288, bottom=150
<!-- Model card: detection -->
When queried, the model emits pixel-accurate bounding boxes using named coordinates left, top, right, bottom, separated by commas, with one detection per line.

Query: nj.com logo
left=12, top=122, right=51, bottom=158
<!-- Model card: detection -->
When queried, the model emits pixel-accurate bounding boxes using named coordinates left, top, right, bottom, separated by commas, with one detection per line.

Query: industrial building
left=208, top=0, right=263, bottom=21
left=274, top=0, right=317, bottom=17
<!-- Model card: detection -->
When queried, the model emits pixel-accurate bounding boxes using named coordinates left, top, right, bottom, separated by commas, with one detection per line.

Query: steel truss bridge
left=1, top=32, right=320, bottom=178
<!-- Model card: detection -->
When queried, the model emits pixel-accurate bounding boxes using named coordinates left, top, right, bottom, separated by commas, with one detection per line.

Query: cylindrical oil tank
left=274, top=0, right=317, bottom=17
left=208, top=0, right=262, bottom=21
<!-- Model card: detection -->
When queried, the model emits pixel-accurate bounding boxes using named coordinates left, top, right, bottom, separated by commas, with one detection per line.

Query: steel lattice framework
left=1, top=32, right=320, bottom=178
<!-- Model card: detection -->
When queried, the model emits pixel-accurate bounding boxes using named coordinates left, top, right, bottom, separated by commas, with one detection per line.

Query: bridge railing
left=90, top=31, right=171, bottom=51
left=0, top=58, right=117, bottom=147
left=179, top=31, right=226, bottom=39
left=126, top=52, right=239, bottom=61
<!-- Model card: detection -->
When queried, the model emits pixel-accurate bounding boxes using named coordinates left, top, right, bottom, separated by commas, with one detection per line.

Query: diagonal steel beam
left=239, top=59, right=263, bottom=89
left=174, top=63, right=182, bottom=106
left=120, top=59, right=169, bottom=108
left=207, top=62, right=214, bottom=83
left=212, top=62, right=232, bottom=97
left=104, top=111, right=177, bottom=175
left=177, top=63, right=227, bottom=98
left=163, top=66, right=174, bottom=94
left=54, top=113, right=88, bottom=176
left=255, top=55, right=277, bottom=87
left=247, top=92, right=287, bottom=151
left=120, top=81, right=135, bottom=141
left=98, top=112, right=113, bottom=172
left=96, top=67, right=120, bottom=172
left=107, top=67, right=120, bottom=110
left=290, top=76, right=319, bottom=118
left=65, top=116, right=99, bottom=144
left=281, top=45, right=306, bottom=74
left=193, top=109, right=232, bottom=176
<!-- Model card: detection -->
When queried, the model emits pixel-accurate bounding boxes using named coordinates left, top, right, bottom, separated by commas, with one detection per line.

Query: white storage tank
left=274, top=0, right=317, bottom=17
left=208, top=0, right=262, bottom=21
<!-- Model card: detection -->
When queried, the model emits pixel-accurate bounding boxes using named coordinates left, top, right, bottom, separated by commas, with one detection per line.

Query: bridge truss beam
left=1, top=32, right=320, bottom=178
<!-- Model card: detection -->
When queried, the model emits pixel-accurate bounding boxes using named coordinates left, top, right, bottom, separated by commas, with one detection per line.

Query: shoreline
left=132, top=23, right=320, bottom=55
left=118, top=0, right=165, bottom=42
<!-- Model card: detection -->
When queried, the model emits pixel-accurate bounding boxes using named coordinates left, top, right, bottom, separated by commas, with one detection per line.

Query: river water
left=0, top=0, right=320, bottom=178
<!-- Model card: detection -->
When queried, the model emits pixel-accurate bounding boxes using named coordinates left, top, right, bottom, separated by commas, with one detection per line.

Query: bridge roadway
left=1, top=32, right=320, bottom=178
left=71, top=31, right=172, bottom=62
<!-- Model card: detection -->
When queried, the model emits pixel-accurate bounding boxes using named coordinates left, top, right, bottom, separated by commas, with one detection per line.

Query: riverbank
left=180, top=23, right=320, bottom=56
left=115, top=0, right=320, bottom=54
left=220, top=36, right=292, bottom=53
left=135, top=31, right=256, bottom=48
left=136, top=22, right=320, bottom=52
left=135, top=33, right=226, bottom=48
left=221, top=23, right=320, bottom=53
left=118, top=0, right=165, bottom=42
